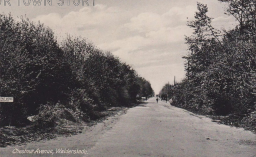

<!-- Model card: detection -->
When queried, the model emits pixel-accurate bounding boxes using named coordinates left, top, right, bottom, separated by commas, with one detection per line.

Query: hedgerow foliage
left=160, top=1, right=256, bottom=131
left=0, top=14, right=154, bottom=127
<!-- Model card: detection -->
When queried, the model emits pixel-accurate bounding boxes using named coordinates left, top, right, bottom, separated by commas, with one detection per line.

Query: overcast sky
left=0, top=0, right=237, bottom=93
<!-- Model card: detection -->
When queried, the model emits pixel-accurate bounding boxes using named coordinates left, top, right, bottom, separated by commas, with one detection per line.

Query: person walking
left=156, top=97, right=159, bottom=103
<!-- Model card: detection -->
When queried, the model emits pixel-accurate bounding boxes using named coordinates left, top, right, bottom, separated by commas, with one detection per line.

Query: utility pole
left=167, top=82, right=169, bottom=103
left=93, top=0, right=95, bottom=6
left=187, top=60, right=190, bottom=81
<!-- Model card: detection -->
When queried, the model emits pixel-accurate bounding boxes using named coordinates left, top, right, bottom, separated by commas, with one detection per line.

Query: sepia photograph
left=0, top=0, right=256, bottom=156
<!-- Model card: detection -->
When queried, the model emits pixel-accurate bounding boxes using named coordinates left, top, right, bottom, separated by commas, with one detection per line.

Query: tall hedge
left=0, top=14, right=154, bottom=126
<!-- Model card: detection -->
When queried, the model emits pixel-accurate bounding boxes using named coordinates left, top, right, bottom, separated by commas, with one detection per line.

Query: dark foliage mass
left=0, top=14, right=154, bottom=127
left=160, top=1, right=256, bottom=132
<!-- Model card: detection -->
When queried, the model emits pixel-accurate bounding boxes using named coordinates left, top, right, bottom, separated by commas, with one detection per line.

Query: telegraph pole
left=166, top=81, right=169, bottom=101
left=188, top=60, right=189, bottom=81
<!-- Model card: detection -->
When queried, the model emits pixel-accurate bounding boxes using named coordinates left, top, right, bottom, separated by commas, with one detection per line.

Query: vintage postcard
left=0, top=0, right=255, bottom=156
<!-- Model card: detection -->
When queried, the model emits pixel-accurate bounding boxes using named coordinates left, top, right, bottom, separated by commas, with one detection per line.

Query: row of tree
left=160, top=1, right=256, bottom=127
left=0, top=14, right=154, bottom=126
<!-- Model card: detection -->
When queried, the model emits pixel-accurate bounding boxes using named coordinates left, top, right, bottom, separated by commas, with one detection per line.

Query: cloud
left=32, top=2, right=236, bottom=93
left=212, top=16, right=238, bottom=30
left=33, top=4, right=127, bottom=42
left=124, top=12, right=164, bottom=33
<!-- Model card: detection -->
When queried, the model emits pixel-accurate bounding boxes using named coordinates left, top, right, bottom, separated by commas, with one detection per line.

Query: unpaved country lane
left=0, top=97, right=256, bottom=157
left=85, top=98, right=256, bottom=157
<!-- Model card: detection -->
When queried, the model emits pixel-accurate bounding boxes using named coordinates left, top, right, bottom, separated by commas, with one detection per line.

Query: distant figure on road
left=156, top=98, right=159, bottom=103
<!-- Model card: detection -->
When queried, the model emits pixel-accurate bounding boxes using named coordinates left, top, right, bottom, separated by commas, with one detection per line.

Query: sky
left=0, top=0, right=237, bottom=93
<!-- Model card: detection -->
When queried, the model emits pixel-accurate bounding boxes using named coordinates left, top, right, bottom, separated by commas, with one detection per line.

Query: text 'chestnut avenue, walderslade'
left=12, top=148, right=88, bottom=155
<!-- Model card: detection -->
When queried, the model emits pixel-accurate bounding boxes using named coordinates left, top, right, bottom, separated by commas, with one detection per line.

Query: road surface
left=1, top=97, right=256, bottom=157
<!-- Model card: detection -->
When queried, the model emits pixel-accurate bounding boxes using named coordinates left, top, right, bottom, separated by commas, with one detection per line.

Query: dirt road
left=1, top=97, right=256, bottom=157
